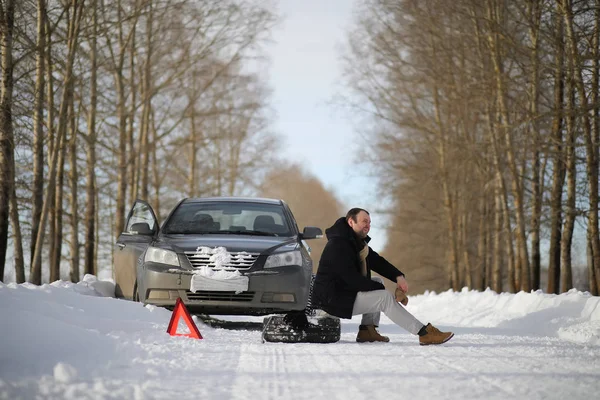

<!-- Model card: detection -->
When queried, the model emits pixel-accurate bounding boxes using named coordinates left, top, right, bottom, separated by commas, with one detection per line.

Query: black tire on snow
left=261, top=315, right=340, bottom=344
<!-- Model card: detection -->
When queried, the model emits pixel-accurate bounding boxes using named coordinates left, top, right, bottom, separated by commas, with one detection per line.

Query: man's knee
left=378, top=289, right=395, bottom=308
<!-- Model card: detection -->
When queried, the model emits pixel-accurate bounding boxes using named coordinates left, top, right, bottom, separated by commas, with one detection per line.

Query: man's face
left=348, top=211, right=371, bottom=239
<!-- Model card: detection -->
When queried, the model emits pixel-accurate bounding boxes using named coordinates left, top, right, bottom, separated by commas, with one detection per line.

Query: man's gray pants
left=352, top=276, right=424, bottom=335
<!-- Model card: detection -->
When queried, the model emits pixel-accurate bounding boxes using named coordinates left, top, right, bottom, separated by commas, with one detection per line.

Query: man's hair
left=346, top=208, right=369, bottom=222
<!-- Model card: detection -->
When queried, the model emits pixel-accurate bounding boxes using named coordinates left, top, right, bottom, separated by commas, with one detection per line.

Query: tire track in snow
left=230, top=342, right=379, bottom=400
left=422, top=332, right=600, bottom=399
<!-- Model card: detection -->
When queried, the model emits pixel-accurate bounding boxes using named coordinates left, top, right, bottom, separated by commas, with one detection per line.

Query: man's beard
left=354, top=230, right=367, bottom=240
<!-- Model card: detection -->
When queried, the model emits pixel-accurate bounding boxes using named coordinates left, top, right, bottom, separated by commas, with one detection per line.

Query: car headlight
left=144, top=247, right=180, bottom=267
left=264, top=250, right=302, bottom=268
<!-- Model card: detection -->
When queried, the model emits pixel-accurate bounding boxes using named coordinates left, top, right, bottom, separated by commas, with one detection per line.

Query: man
left=311, top=208, right=454, bottom=345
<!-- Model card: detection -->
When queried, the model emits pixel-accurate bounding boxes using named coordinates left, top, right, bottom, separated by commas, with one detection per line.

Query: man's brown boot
left=418, top=323, right=454, bottom=345
left=356, top=325, right=390, bottom=343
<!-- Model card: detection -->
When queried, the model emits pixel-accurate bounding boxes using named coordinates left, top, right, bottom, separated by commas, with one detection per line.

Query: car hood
left=155, top=234, right=297, bottom=254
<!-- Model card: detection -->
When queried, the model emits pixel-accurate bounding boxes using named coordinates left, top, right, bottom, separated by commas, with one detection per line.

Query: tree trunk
left=68, top=96, right=79, bottom=283
left=36, top=11, right=56, bottom=285
left=485, top=192, right=494, bottom=290
left=560, top=46, right=576, bottom=293
left=561, top=0, right=600, bottom=291
left=31, top=0, right=46, bottom=267
left=486, top=103, right=516, bottom=292
left=95, top=189, right=100, bottom=276
left=431, top=77, right=460, bottom=290
left=500, top=180, right=516, bottom=292
left=115, top=71, right=127, bottom=237
left=476, top=195, right=487, bottom=291
left=188, top=104, right=197, bottom=196
left=547, top=7, right=565, bottom=294
left=50, top=101, right=68, bottom=282
left=589, top=225, right=598, bottom=295
left=84, top=0, right=97, bottom=277
left=128, top=15, right=137, bottom=206
left=140, top=0, right=153, bottom=201
left=492, top=186, right=503, bottom=293
left=10, top=178, right=24, bottom=282
left=0, top=0, right=15, bottom=280
left=30, top=0, right=84, bottom=284
left=486, top=0, right=530, bottom=292
left=151, top=110, right=161, bottom=221
left=528, top=0, right=542, bottom=292
left=461, top=211, right=473, bottom=289
left=589, top=0, right=600, bottom=294
left=114, top=0, right=129, bottom=239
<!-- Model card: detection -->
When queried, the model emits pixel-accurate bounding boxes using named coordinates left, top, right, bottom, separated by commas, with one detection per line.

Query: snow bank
left=407, top=287, right=600, bottom=345
left=0, top=278, right=170, bottom=381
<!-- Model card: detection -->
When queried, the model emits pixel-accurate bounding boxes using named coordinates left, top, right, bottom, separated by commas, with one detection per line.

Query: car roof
left=181, top=197, right=283, bottom=205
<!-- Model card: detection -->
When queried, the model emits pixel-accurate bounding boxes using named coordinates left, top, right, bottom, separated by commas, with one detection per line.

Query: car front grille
left=186, top=290, right=255, bottom=302
left=184, top=251, right=260, bottom=270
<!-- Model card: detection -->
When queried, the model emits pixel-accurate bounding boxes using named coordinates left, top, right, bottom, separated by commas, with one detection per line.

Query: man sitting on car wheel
left=311, top=208, right=454, bottom=346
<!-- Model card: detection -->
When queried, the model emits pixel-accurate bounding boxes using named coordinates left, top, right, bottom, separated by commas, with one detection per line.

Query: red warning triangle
left=166, top=298, right=203, bottom=339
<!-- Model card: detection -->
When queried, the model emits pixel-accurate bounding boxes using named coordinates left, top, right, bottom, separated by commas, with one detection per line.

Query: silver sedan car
left=114, top=197, right=322, bottom=315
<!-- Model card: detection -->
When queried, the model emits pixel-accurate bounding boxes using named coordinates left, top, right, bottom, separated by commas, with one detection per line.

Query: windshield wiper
left=219, top=230, right=278, bottom=237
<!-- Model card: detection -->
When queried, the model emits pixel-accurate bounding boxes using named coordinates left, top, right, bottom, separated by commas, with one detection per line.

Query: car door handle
left=117, top=243, right=126, bottom=249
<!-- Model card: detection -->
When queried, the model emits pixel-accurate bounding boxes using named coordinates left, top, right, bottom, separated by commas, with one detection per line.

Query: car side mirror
left=129, top=222, right=154, bottom=235
left=301, top=226, right=323, bottom=240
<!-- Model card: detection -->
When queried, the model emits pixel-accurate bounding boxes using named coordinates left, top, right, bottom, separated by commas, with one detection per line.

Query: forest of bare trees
left=0, top=0, right=281, bottom=283
left=342, top=0, right=600, bottom=295
left=2, top=0, right=599, bottom=298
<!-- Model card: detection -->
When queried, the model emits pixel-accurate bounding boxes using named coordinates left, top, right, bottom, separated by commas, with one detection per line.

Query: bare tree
left=5, top=0, right=279, bottom=284
left=30, top=0, right=85, bottom=284
left=339, top=0, right=600, bottom=294
left=547, top=6, right=566, bottom=295
left=589, top=0, right=600, bottom=295
left=84, top=0, right=98, bottom=277
left=560, top=0, right=600, bottom=292
left=526, top=0, right=543, bottom=291
left=0, top=0, right=15, bottom=280
left=102, top=0, right=142, bottom=239
left=485, top=0, right=531, bottom=292
left=9, top=171, right=23, bottom=282
left=560, top=40, right=576, bottom=292
left=31, top=0, right=46, bottom=268
left=68, top=93, right=80, bottom=282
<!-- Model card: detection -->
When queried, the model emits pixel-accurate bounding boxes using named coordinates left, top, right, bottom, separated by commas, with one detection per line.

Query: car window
left=162, top=202, right=293, bottom=236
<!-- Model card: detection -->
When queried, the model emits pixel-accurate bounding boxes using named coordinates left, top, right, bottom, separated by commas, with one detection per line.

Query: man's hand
left=395, top=288, right=408, bottom=306
left=396, top=275, right=408, bottom=292
left=395, top=276, right=409, bottom=306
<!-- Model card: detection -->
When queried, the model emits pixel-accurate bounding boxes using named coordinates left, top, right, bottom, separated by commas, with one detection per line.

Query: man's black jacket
left=311, top=217, right=404, bottom=319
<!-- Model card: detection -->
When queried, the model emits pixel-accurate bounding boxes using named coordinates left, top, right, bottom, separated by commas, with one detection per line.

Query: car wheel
left=133, top=280, right=140, bottom=302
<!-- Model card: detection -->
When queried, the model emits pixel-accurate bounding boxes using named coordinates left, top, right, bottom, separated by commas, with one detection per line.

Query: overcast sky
left=266, top=0, right=389, bottom=250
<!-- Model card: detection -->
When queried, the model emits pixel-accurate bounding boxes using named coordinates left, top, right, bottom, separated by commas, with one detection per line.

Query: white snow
left=195, top=246, right=231, bottom=269
left=190, top=247, right=249, bottom=293
left=1, top=277, right=600, bottom=399
left=190, top=267, right=249, bottom=293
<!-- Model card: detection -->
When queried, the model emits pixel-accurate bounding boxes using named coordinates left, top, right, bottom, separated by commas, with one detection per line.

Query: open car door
left=114, top=200, right=158, bottom=299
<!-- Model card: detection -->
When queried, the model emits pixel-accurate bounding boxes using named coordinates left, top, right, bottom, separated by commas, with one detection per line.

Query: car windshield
left=162, top=201, right=294, bottom=236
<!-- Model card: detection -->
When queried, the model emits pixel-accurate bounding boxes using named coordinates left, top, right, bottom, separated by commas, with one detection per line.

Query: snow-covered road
left=1, top=277, right=599, bottom=399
